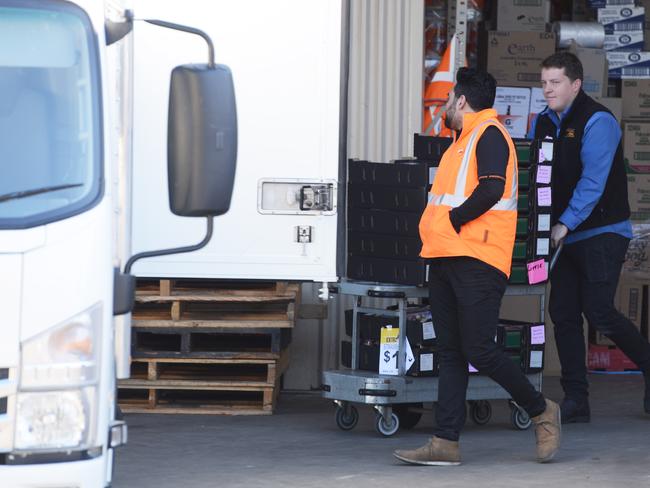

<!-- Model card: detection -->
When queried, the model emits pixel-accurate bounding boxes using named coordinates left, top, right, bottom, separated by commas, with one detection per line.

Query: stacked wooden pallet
left=118, top=279, right=298, bottom=415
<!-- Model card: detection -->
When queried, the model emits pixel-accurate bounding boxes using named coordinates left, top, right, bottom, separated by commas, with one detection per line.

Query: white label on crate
left=422, top=321, right=436, bottom=340
left=530, top=325, right=546, bottom=345
left=379, top=327, right=415, bottom=375
left=537, top=238, right=550, bottom=256
left=536, top=165, right=552, bottom=184
left=538, top=214, right=551, bottom=232
left=421, top=353, right=434, bottom=372
left=530, top=350, right=544, bottom=369
left=539, top=142, right=554, bottom=163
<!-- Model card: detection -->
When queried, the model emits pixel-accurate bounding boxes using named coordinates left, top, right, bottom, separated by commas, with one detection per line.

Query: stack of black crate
left=346, top=135, right=451, bottom=286
left=509, top=139, right=553, bottom=284
left=497, top=320, right=546, bottom=374
left=340, top=306, right=438, bottom=376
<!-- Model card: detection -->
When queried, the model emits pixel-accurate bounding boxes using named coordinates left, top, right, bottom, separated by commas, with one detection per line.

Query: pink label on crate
left=537, top=187, right=552, bottom=206
left=530, top=325, right=545, bottom=345
left=527, top=259, right=548, bottom=285
left=536, top=165, right=552, bottom=184
left=468, top=363, right=478, bottom=373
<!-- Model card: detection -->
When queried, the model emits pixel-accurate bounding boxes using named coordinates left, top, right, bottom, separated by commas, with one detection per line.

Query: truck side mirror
left=167, top=63, right=237, bottom=217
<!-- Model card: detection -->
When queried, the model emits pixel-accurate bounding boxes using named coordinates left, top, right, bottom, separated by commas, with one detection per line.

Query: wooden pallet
left=123, top=280, right=297, bottom=414
left=131, top=326, right=291, bottom=359
left=133, top=280, right=300, bottom=329
left=118, top=350, right=289, bottom=415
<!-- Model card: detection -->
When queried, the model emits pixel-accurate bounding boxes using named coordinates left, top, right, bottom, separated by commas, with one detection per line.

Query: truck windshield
left=0, top=2, right=102, bottom=229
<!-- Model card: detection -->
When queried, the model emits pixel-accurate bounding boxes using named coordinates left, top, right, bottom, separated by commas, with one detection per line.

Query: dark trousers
left=429, top=257, right=546, bottom=441
left=549, top=233, right=650, bottom=402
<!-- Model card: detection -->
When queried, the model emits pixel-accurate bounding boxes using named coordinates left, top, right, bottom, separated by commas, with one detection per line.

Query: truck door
left=131, top=0, right=344, bottom=282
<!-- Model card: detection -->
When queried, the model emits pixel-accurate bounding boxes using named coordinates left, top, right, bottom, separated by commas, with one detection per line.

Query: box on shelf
left=528, top=87, right=547, bottom=133
left=496, top=0, right=549, bottom=32
left=627, top=174, right=650, bottom=221
left=621, top=80, right=650, bottom=118
left=481, top=31, right=556, bottom=87
left=494, top=87, right=531, bottom=139
left=569, top=44, right=607, bottom=97
left=624, top=122, right=650, bottom=173
left=598, top=6, right=645, bottom=34
left=604, top=31, right=644, bottom=52
left=607, top=51, right=650, bottom=79
left=587, top=0, right=634, bottom=8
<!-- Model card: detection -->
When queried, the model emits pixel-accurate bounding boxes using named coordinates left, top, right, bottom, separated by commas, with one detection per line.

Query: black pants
left=549, top=232, right=650, bottom=402
left=429, top=257, right=546, bottom=442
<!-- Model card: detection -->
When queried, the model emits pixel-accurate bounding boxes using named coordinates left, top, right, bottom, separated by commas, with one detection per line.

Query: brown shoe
left=532, top=399, right=561, bottom=463
left=393, top=436, right=461, bottom=466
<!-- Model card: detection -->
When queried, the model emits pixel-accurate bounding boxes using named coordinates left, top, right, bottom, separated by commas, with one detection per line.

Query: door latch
left=300, top=184, right=333, bottom=211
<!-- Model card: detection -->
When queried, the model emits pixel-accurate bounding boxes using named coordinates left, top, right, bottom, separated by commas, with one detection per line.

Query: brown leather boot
left=393, top=436, right=461, bottom=466
left=532, top=399, right=561, bottom=463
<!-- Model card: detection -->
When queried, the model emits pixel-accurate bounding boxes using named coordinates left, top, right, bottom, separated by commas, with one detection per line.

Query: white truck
left=1, top=0, right=554, bottom=482
left=0, top=0, right=352, bottom=486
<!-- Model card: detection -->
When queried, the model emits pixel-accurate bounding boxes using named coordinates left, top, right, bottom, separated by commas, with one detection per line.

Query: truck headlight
left=14, top=387, right=96, bottom=450
left=20, top=303, right=102, bottom=389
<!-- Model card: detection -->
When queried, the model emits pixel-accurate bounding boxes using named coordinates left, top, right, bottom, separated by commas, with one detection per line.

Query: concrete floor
left=114, top=375, right=650, bottom=488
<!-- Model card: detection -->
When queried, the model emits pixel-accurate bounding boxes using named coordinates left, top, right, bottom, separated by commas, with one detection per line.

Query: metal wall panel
left=284, top=1, right=425, bottom=389
left=347, top=0, right=424, bottom=162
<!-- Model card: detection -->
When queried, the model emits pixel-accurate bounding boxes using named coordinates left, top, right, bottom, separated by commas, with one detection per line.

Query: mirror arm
left=143, top=19, right=215, bottom=68
left=124, top=216, right=213, bottom=275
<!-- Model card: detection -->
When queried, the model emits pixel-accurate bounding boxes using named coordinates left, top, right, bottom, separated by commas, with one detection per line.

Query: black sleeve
left=448, top=127, right=509, bottom=233
left=476, top=126, right=508, bottom=178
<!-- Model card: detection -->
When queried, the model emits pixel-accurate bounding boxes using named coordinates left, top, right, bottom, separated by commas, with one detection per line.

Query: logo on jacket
left=565, top=128, right=576, bottom=138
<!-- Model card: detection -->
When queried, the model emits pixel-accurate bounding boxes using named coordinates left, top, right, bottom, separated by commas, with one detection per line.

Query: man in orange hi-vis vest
left=422, top=40, right=458, bottom=138
left=394, top=68, right=561, bottom=466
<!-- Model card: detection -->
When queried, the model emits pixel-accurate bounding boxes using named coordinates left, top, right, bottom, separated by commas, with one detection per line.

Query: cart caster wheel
left=469, top=400, right=492, bottom=425
left=335, top=405, right=359, bottom=431
left=375, top=412, right=399, bottom=437
left=510, top=405, right=532, bottom=430
left=393, top=403, right=423, bottom=430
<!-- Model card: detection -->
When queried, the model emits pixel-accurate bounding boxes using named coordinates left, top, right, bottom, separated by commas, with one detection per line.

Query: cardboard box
left=627, top=174, right=650, bottom=221
left=593, top=97, right=623, bottom=121
left=598, top=7, right=645, bottom=34
left=528, top=87, right=547, bottom=133
left=497, top=0, right=549, bottom=32
left=604, top=31, right=645, bottom=51
left=623, top=222, right=650, bottom=278
left=622, top=80, right=650, bottom=118
left=588, top=0, right=634, bottom=7
left=494, top=87, right=531, bottom=139
left=624, top=122, right=650, bottom=173
left=570, top=45, right=608, bottom=97
left=482, top=31, right=556, bottom=87
left=607, top=51, right=650, bottom=79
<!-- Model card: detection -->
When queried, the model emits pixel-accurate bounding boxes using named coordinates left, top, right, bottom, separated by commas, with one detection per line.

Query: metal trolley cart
left=321, top=279, right=547, bottom=437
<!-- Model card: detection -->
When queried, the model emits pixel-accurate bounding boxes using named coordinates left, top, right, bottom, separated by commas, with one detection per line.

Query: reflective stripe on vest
left=428, top=120, right=517, bottom=211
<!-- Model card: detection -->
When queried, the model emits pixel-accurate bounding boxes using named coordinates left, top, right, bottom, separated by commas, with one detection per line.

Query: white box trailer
left=0, top=0, right=424, bottom=485
left=131, top=0, right=345, bottom=283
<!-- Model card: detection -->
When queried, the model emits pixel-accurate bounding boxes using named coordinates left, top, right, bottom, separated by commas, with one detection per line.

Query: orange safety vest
left=419, top=108, right=518, bottom=277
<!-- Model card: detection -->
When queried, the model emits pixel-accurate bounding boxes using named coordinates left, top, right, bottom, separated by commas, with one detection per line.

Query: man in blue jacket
left=530, top=52, right=650, bottom=422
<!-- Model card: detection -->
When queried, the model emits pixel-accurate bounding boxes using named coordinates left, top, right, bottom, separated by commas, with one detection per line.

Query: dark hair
left=453, top=67, right=497, bottom=111
left=540, top=52, right=583, bottom=81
